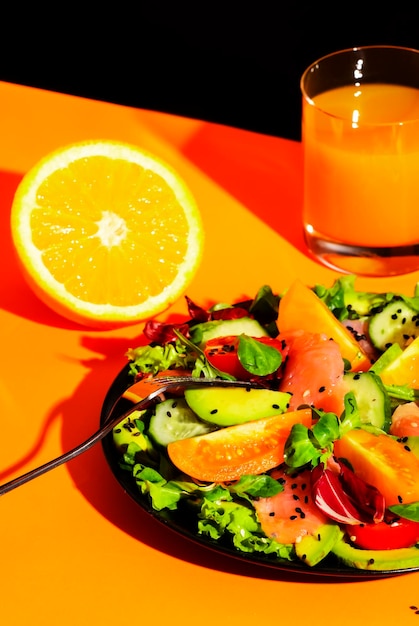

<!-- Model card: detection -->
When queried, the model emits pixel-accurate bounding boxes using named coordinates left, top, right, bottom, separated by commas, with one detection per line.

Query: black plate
left=100, top=366, right=418, bottom=579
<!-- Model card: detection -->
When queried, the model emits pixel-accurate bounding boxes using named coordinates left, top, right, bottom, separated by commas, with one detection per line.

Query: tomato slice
left=346, top=515, right=419, bottom=550
left=334, top=428, right=419, bottom=506
left=122, top=370, right=192, bottom=403
left=277, top=280, right=370, bottom=372
left=204, top=335, right=249, bottom=379
left=390, top=402, right=419, bottom=438
left=167, top=408, right=312, bottom=482
left=204, top=335, right=288, bottom=379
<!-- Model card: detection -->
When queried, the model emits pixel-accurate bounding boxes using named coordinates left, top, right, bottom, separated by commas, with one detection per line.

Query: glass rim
left=300, top=45, right=419, bottom=126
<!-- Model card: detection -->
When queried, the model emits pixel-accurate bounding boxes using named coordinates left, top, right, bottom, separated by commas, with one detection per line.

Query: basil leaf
left=231, top=474, right=283, bottom=498
left=284, top=422, right=321, bottom=468
left=389, top=501, right=419, bottom=522
left=248, top=285, right=280, bottom=329
left=237, top=335, right=282, bottom=376
left=312, top=413, right=341, bottom=447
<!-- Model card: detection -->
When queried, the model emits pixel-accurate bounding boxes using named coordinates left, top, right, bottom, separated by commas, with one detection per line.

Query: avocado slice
left=332, top=537, right=419, bottom=571
left=113, top=410, right=152, bottom=453
left=402, top=436, right=419, bottom=459
left=184, top=387, right=291, bottom=426
left=295, top=524, right=343, bottom=567
left=190, top=317, right=268, bottom=347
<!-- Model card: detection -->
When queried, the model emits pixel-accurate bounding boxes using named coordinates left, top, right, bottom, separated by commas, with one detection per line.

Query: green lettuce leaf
left=126, top=342, right=193, bottom=377
left=198, top=498, right=294, bottom=559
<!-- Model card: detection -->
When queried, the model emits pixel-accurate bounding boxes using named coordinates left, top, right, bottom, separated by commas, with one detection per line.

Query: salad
left=111, top=275, right=419, bottom=572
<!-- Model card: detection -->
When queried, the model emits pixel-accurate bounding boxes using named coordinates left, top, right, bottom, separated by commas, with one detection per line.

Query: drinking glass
left=301, top=45, right=419, bottom=276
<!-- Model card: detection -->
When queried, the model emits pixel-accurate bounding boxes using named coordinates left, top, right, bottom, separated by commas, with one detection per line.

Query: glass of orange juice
left=301, top=45, right=419, bottom=276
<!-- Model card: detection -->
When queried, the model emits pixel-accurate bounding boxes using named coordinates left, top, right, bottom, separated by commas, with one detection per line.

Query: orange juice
left=302, top=83, right=419, bottom=273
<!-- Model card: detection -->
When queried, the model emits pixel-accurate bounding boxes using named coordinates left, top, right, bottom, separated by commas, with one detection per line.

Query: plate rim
left=100, top=365, right=417, bottom=579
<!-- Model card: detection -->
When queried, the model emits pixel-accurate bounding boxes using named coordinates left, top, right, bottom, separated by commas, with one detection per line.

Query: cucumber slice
left=344, top=371, right=391, bottom=431
left=148, top=398, right=216, bottom=446
left=369, top=300, right=419, bottom=351
left=190, top=317, right=268, bottom=347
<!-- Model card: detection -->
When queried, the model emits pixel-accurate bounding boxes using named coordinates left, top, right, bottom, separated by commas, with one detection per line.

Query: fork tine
left=137, top=375, right=262, bottom=389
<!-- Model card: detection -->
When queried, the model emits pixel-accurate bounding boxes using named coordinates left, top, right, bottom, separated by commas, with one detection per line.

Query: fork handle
left=0, top=392, right=157, bottom=496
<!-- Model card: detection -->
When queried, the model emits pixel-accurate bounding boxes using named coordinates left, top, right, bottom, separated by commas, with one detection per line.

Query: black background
left=2, top=4, right=419, bottom=141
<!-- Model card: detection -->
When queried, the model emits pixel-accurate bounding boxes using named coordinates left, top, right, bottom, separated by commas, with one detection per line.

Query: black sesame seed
left=398, top=495, right=403, bottom=503
left=292, top=494, right=300, bottom=501
left=269, top=511, right=275, bottom=517
left=291, top=483, right=298, bottom=490
left=272, top=404, right=280, bottom=409
left=318, top=386, right=326, bottom=393
left=210, top=409, right=218, bottom=415
left=404, top=445, right=412, bottom=452
left=290, top=515, right=298, bottom=521
left=166, top=411, right=172, bottom=418
left=368, top=558, right=375, bottom=565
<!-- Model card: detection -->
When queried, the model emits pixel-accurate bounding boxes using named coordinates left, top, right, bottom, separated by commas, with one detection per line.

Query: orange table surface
left=1, top=81, right=419, bottom=626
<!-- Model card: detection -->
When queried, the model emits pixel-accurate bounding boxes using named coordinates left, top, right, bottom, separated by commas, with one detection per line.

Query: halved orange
left=11, top=140, right=204, bottom=328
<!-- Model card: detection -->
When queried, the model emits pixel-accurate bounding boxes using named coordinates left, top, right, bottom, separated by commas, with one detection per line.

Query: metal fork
left=0, top=376, right=261, bottom=496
